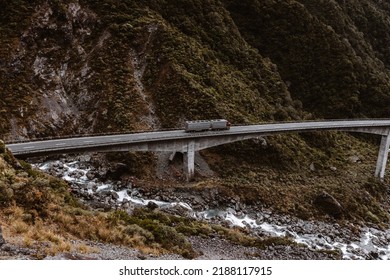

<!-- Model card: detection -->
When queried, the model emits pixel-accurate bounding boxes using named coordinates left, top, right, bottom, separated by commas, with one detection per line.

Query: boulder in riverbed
left=147, top=201, right=159, bottom=210
left=314, top=191, right=343, bottom=219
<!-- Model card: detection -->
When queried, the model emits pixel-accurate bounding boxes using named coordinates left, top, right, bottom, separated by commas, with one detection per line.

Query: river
left=33, top=157, right=390, bottom=260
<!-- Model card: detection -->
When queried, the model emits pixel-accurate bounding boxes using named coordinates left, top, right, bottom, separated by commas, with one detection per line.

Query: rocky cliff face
left=1, top=1, right=162, bottom=139
left=1, top=2, right=390, bottom=258
left=2, top=2, right=96, bottom=137
left=1, top=0, right=389, bottom=141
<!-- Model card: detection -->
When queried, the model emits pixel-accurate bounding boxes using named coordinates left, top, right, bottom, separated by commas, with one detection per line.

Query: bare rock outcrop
left=314, top=191, right=344, bottom=219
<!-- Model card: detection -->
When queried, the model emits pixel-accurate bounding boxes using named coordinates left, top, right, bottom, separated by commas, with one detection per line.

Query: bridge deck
left=5, top=119, right=390, bottom=181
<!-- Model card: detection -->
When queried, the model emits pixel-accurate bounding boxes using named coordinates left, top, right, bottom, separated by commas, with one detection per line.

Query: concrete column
left=375, top=133, right=390, bottom=181
left=184, top=140, right=195, bottom=181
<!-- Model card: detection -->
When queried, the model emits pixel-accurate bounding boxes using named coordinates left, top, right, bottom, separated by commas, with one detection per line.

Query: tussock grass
left=1, top=149, right=185, bottom=257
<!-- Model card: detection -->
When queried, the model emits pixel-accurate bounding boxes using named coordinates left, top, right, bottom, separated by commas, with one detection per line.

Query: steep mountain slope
left=1, top=2, right=390, bottom=260
left=0, top=0, right=303, bottom=140
left=1, top=0, right=389, bottom=139
left=223, top=0, right=390, bottom=118
left=0, top=0, right=390, bottom=223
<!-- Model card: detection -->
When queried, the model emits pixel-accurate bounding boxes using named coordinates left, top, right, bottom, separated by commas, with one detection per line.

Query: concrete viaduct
left=6, top=119, right=390, bottom=181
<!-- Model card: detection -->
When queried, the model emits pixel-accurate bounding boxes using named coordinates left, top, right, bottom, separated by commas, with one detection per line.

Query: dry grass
left=137, top=246, right=163, bottom=256
left=0, top=157, right=7, bottom=172
left=44, top=240, right=72, bottom=256
left=75, top=243, right=98, bottom=254
left=11, top=220, right=29, bottom=234
left=22, top=236, right=34, bottom=247
left=1, top=202, right=174, bottom=258
left=1, top=205, right=121, bottom=256
left=4, top=204, right=24, bottom=219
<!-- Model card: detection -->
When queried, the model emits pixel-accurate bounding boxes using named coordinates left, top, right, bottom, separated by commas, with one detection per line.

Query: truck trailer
left=185, top=119, right=231, bottom=132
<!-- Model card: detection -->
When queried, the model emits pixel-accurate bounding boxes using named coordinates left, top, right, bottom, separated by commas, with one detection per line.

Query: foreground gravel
left=1, top=233, right=338, bottom=260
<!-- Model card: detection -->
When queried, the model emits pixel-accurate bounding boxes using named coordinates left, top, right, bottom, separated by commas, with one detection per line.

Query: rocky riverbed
left=2, top=154, right=390, bottom=260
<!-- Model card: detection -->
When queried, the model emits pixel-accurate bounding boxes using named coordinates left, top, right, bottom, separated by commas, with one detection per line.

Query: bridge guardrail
left=4, top=118, right=390, bottom=144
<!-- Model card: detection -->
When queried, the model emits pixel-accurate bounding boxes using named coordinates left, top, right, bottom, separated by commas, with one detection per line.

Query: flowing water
left=35, top=159, right=390, bottom=260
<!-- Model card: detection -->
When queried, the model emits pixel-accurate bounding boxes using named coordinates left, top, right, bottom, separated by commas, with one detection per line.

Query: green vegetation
left=223, top=0, right=390, bottom=118
left=202, top=132, right=390, bottom=225
left=0, top=0, right=390, bottom=258
left=2, top=144, right=317, bottom=258
left=106, top=207, right=308, bottom=258
left=1, top=0, right=389, bottom=131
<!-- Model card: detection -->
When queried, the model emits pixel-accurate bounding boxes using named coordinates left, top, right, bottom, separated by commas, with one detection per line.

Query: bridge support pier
left=184, top=140, right=195, bottom=181
left=375, top=133, right=390, bottom=181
